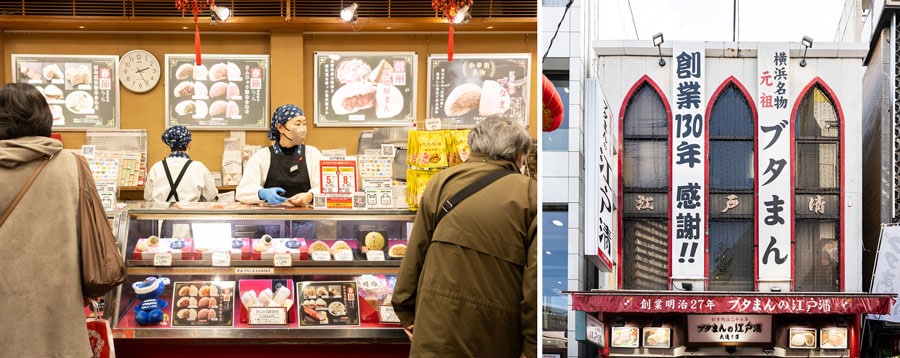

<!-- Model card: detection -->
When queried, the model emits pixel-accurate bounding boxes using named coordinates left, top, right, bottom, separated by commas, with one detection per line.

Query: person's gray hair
left=468, top=116, right=532, bottom=162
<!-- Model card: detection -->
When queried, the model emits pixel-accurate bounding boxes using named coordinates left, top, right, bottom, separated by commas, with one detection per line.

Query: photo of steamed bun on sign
left=427, top=53, right=530, bottom=128
left=12, top=54, right=119, bottom=130
left=314, top=52, right=417, bottom=127
left=164, top=54, right=269, bottom=130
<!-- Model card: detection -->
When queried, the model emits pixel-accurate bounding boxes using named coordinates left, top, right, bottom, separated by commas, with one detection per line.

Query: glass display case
left=107, top=204, right=414, bottom=343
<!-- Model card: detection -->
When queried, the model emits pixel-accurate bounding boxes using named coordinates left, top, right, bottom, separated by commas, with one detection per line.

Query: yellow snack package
left=446, top=129, right=471, bottom=166
left=411, top=130, right=448, bottom=168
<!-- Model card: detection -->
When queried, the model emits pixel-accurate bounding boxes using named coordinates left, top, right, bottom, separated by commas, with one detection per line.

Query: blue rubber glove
left=258, top=187, right=286, bottom=205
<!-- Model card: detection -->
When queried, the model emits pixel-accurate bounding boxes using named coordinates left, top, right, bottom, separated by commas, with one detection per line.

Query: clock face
left=119, top=49, right=160, bottom=93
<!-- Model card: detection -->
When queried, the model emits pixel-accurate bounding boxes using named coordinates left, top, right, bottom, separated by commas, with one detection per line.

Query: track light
left=341, top=3, right=359, bottom=23
left=800, top=35, right=813, bottom=67
left=210, top=4, right=230, bottom=24
left=652, top=32, right=665, bottom=66
left=453, top=5, right=471, bottom=24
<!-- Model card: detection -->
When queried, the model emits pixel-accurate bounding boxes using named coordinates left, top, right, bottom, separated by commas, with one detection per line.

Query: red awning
left=569, top=290, right=896, bottom=315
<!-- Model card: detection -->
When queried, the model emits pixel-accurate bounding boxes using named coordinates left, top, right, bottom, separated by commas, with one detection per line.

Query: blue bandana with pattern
left=268, top=104, right=304, bottom=155
left=162, top=125, right=191, bottom=150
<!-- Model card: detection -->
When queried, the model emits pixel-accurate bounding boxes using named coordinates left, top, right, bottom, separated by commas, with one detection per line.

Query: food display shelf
left=108, top=205, right=414, bottom=345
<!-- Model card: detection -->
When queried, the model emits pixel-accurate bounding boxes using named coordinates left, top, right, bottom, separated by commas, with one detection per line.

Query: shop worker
left=237, top=104, right=322, bottom=206
left=144, top=125, right=218, bottom=202
left=392, top=116, right=538, bottom=358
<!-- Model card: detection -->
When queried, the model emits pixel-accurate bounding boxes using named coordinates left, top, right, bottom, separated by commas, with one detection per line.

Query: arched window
left=707, top=80, right=755, bottom=291
left=620, top=78, right=669, bottom=290
left=793, top=82, right=841, bottom=292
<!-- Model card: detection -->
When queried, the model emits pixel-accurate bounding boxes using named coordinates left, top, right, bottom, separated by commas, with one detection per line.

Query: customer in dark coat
left=392, top=116, right=537, bottom=358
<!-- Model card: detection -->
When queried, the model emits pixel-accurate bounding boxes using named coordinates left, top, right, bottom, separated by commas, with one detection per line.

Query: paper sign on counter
left=212, top=252, right=231, bottom=267
left=273, top=253, right=293, bottom=267
left=153, top=253, right=172, bottom=266
left=248, top=307, right=288, bottom=325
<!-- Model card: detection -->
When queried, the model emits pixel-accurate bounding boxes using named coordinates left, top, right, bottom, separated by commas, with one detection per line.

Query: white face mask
left=518, top=155, right=528, bottom=175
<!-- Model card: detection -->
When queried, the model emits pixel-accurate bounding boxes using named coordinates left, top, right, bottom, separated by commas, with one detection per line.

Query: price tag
left=310, top=251, right=331, bottom=261
left=273, top=253, right=293, bottom=267
left=211, top=252, right=231, bottom=267
left=425, top=118, right=442, bottom=131
left=334, top=249, right=354, bottom=261
left=153, top=253, right=172, bottom=266
left=365, top=250, right=385, bottom=261
left=248, top=307, right=288, bottom=325
left=379, top=305, right=401, bottom=324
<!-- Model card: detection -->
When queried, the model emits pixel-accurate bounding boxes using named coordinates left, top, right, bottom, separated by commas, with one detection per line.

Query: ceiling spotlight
left=652, top=32, right=665, bottom=67
left=341, top=2, right=359, bottom=23
left=800, top=35, right=813, bottom=67
left=453, top=5, right=471, bottom=24
left=210, top=4, right=230, bottom=24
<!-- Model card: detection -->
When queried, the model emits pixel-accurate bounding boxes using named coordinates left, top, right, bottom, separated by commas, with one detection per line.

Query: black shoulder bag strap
left=162, top=159, right=193, bottom=202
left=434, top=169, right=514, bottom=227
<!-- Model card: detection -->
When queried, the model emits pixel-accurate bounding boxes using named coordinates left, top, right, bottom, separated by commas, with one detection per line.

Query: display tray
left=125, top=260, right=402, bottom=268
left=115, top=292, right=397, bottom=330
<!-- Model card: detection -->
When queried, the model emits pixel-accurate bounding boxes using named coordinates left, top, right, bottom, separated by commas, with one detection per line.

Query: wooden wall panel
left=1, top=30, right=537, bottom=172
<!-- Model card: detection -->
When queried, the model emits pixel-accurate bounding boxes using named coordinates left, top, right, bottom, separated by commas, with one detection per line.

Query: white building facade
left=541, top=1, right=895, bottom=357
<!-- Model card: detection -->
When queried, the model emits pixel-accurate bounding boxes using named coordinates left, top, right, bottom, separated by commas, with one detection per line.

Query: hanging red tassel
left=194, top=22, right=202, bottom=65
left=192, top=0, right=202, bottom=65
left=175, top=0, right=207, bottom=65
left=432, top=0, right=472, bottom=63
left=448, top=23, right=454, bottom=62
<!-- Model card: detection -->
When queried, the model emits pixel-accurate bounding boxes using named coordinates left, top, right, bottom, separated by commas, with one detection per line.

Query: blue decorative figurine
left=132, top=276, right=171, bottom=325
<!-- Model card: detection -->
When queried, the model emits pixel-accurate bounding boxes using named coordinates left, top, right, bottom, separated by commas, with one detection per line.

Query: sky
left=593, top=0, right=848, bottom=43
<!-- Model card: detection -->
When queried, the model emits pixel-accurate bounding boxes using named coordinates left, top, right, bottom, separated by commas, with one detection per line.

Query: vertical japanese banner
left=756, top=44, right=792, bottom=287
left=670, top=43, right=706, bottom=282
left=584, top=79, right=615, bottom=271
left=868, top=225, right=900, bottom=322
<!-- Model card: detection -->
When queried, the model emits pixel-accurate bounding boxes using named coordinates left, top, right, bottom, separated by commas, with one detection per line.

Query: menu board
left=610, top=326, right=640, bottom=348
left=165, top=54, right=269, bottom=130
left=427, top=53, right=530, bottom=128
left=12, top=54, right=119, bottom=130
left=297, top=281, right=359, bottom=326
left=789, top=327, right=817, bottom=349
left=314, top=52, right=416, bottom=127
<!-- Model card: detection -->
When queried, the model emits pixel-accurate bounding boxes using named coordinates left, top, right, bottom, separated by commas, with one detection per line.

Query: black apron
left=263, top=145, right=311, bottom=198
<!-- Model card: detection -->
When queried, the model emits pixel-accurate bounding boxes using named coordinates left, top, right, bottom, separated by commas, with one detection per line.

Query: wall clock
left=119, top=49, right=161, bottom=93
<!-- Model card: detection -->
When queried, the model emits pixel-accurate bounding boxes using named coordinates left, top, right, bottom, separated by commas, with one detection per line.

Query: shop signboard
left=869, top=224, right=900, bottom=322
left=584, top=78, right=616, bottom=271
left=669, top=43, right=706, bottom=283
left=426, top=53, right=531, bottom=128
left=12, top=54, right=119, bottom=130
left=756, top=43, right=793, bottom=288
left=574, top=311, right=605, bottom=347
left=571, top=293, right=896, bottom=315
left=687, top=314, right=772, bottom=344
left=314, top=52, right=416, bottom=127
left=164, top=54, right=269, bottom=130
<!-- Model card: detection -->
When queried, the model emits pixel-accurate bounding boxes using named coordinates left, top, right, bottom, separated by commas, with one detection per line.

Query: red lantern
left=542, top=74, right=563, bottom=132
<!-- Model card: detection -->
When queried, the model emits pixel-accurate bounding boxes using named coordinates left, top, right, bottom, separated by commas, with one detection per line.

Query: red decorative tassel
left=194, top=22, right=202, bottom=65
left=448, top=23, right=454, bottom=62
left=192, top=0, right=202, bottom=65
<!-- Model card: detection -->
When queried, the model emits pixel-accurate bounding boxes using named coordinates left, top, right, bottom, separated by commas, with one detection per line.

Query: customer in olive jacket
left=0, top=82, right=110, bottom=357
left=392, top=117, right=537, bottom=358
